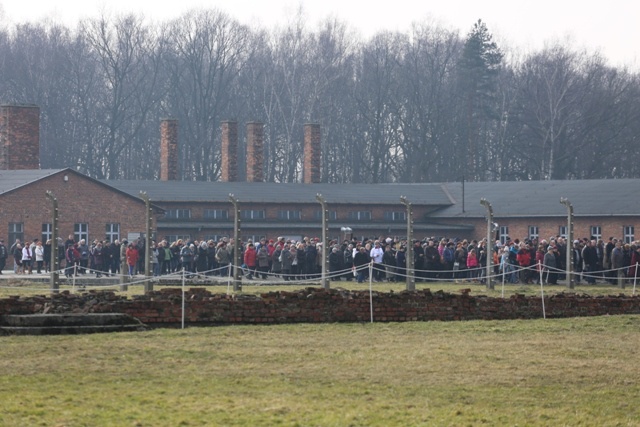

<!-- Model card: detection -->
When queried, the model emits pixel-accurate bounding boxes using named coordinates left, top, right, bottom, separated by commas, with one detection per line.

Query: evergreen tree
left=457, top=19, right=503, bottom=180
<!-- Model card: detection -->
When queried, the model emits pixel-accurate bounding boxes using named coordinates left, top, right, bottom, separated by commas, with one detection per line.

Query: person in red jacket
left=126, top=243, right=139, bottom=278
left=243, top=243, right=257, bottom=279
left=516, top=243, right=533, bottom=284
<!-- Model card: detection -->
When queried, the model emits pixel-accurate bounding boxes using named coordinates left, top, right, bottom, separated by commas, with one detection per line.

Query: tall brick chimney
left=221, top=121, right=238, bottom=182
left=303, top=123, right=321, bottom=184
left=0, top=104, right=40, bottom=170
left=160, top=119, right=178, bottom=181
left=246, top=122, right=264, bottom=183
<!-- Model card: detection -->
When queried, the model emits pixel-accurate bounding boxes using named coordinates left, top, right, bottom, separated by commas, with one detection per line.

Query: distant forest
left=1, top=10, right=639, bottom=183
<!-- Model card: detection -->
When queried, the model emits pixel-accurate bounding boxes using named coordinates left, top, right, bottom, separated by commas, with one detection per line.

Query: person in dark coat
left=328, top=246, right=343, bottom=281
left=343, top=244, right=354, bottom=281
left=353, top=246, right=371, bottom=283
left=395, top=246, right=407, bottom=282
left=581, top=240, right=598, bottom=284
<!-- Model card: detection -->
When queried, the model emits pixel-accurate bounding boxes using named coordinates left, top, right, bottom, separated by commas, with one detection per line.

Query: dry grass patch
left=0, top=316, right=639, bottom=426
left=0, top=276, right=638, bottom=300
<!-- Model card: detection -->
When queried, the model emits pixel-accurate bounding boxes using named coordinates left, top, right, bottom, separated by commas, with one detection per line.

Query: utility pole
left=560, top=197, right=574, bottom=289
left=229, top=194, right=242, bottom=292
left=45, top=191, right=59, bottom=294
left=140, top=192, right=153, bottom=292
left=400, top=196, right=415, bottom=291
left=315, top=193, right=330, bottom=290
left=480, top=198, right=495, bottom=290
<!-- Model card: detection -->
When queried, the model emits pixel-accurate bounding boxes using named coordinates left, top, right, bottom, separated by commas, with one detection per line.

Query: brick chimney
left=221, top=121, right=238, bottom=182
left=246, top=122, right=264, bottom=183
left=0, top=104, right=40, bottom=170
left=160, top=119, right=178, bottom=181
left=303, top=123, right=321, bottom=184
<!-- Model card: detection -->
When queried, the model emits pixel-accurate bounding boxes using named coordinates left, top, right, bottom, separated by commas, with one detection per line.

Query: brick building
left=0, top=104, right=638, bottom=246
left=0, top=169, right=157, bottom=245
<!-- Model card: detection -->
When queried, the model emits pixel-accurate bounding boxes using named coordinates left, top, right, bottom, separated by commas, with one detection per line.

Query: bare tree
left=163, top=9, right=251, bottom=181
left=82, top=14, right=162, bottom=179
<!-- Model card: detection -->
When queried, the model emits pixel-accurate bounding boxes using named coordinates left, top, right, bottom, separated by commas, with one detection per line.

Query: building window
left=314, top=210, right=337, bottom=221
left=165, top=209, right=191, bottom=219
left=74, top=223, right=88, bottom=243
left=623, top=226, right=635, bottom=244
left=559, top=226, right=568, bottom=239
left=590, top=226, right=602, bottom=241
left=203, top=209, right=229, bottom=220
left=384, top=211, right=407, bottom=222
left=347, top=211, right=372, bottom=221
left=163, top=235, right=191, bottom=243
left=278, top=210, right=301, bottom=220
left=241, top=210, right=265, bottom=220
left=498, top=226, right=509, bottom=245
left=528, top=226, right=539, bottom=241
left=106, top=223, right=120, bottom=243
left=245, top=235, right=266, bottom=244
left=202, top=235, right=228, bottom=243
left=8, top=223, right=24, bottom=245
left=42, top=223, right=53, bottom=243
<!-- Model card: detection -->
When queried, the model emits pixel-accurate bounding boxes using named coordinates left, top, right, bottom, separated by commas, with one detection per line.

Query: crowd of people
left=1, top=233, right=639, bottom=286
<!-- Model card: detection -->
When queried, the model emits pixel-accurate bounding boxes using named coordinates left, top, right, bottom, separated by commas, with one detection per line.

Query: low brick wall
left=2, top=288, right=640, bottom=326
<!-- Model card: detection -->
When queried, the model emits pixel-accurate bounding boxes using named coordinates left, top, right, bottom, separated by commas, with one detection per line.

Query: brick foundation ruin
left=1, top=289, right=639, bottom=326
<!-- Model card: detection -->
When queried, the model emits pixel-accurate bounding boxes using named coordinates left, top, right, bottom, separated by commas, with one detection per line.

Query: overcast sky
left=1, top=0, right=638, bottom=69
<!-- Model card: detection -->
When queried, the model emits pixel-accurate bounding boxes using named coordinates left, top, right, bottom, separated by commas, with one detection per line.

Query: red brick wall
left=160, top=119, right=178, bottom=181
left=0, top=105, right=40, bottom=170
left=2, top=289, right=640, bottom=325
left=0, top=170, right=152, bottom=242
left=220, top=121, right=238, bottom=182
left=303, top=123, right=321, bottom=184
left=246, top=122, right=264, bottom=183
left=154, top=202, right=455, bottom=242
left=437, top=217, right=638, bottom=243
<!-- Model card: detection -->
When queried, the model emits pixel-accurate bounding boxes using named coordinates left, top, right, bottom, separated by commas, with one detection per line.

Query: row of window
left=164, top=209, right=409, bottom=222
left=6, top=223, right=636, bottom=247
left=497, top=225, right=635, bottom=244
left=7, top=223, right=121, bottom=245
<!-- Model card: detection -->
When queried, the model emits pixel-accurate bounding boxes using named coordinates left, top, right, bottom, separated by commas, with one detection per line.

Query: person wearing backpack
left=442, top=242, right=455, bottom=280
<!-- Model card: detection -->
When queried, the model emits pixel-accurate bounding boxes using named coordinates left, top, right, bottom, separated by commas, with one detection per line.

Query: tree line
left=1, top=10, right=639, bottom=183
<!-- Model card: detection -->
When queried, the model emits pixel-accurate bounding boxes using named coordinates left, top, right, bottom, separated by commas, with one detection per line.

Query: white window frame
left=315, top=210, right=337, bottom=221
left=9, top=222, right=24, bottom=244
left=74, top=223, right=88, bottom=243
left=348, top=211, right=372, bottom=221
left=590, top=226, right=602, bottom=241
left=499, top=226, right=509, bottom=245
left=165, top=209, right=191, bottom=219
left=204, top=209, right=229, bottom=220
left=41, top=223, right=53, bottom=243
left=384, top=211, right=407, bottom=222
left=528, top=226, right=539, bottom=241
left=106, top=223, right=120, bottom=243
left=163, top=235, right=191, bottom=243
left=558, top=226, right=568, bottom=239
left=623, top=226, right=635, bottom=244
left=241, top=210, right=266, bottom=220
left=278, top=210, right=302, bottom=220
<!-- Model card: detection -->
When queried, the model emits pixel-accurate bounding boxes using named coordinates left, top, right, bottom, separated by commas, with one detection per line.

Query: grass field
left=1, top=314, right=640, bottom=426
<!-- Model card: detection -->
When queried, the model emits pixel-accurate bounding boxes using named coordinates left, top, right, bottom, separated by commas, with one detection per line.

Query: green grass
left=1, top=316, right=640, bottom=426
left=1, top=275, right=638, bottom=299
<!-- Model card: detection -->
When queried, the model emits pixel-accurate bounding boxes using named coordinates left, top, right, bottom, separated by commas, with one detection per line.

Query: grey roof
left=2, top=168, right=638, bottom=217
left=0, top=169, right=158, bottom=209
left=0, top=169, right=64, bottom=195
left=105, top=180, right=455, bottom=205
left=432, top=179, right=640, bottom=218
